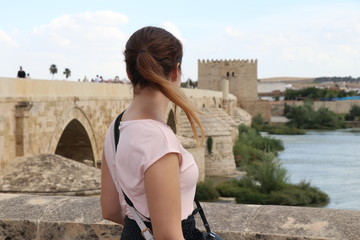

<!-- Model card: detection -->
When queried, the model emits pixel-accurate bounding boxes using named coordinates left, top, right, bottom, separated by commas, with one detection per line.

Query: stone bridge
left=0, top=78, right=250, bottom=179
left=1, top=193, right=359, bottom=240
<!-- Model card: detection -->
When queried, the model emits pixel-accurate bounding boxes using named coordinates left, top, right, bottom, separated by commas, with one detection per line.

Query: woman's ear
left=126, top=69, right=132, bottom=80
left=170, top=63, right=181, bottom=83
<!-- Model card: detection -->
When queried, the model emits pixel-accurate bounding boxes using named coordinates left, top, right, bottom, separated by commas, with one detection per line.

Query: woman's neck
left=123, top=88, right=170, bottom=123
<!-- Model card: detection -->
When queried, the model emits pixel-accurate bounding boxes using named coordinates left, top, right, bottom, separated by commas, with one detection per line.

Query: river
left=270, top=129, right=360, bottom=210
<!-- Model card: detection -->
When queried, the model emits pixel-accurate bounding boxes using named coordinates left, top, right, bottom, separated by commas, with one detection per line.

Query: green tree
left=285, top=101, right=345, bottom=129
left=63, top=68, right=71, bottom=80
left=284, top=89, right=298, bottom=100
left=285, top=100, right=315, bottom=129
left=300, top=87, right=321, bottom=99
left=284, top=87, right=359, bottom=100
left=313, top=107, right=345, bottom=129
left=345, top=105, right=360, bottom=121
left=49, top=64, right=58, bottom=80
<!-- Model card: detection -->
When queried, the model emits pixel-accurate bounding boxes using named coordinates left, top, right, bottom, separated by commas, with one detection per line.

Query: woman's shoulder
left=121, top=119, right=172, bottom=131
left=121, top=119, right=176, bottom=140
left=120, top=120, right=182, bottom=165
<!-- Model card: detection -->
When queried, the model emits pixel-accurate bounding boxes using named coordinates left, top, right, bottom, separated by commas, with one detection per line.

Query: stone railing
left=0, top=193, right=359, bottom=240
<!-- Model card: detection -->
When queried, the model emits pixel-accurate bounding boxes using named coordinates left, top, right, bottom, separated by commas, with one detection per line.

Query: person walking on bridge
left=17, top=66, right=26, bottom=78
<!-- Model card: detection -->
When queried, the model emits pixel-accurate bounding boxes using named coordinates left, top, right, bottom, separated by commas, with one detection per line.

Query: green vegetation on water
left=215, top=179, right=329, bottom=206
left=233, top=125, right=284, bottom=167
left=284, top=100, right=346, bottom=130
left=253, top=100, right=350, bottom=134
left=196, top=124, right=330, bottom=207
left=280, top=87, right=360, bottom=130
left=251, top=114, right=305, bottom=135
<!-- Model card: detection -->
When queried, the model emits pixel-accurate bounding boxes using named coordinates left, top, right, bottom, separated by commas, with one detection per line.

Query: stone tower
left=198, top=59, right=258, bottom=106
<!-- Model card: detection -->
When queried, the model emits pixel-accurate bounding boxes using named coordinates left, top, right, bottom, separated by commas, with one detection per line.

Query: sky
left=1, top=0, right=360, bottom=81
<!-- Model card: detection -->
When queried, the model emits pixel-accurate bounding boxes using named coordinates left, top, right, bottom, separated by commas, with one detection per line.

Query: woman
left=101, top=26, right=204, bottom=240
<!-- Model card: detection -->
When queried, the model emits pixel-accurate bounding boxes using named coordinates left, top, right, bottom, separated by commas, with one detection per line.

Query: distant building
left=198, top=59, right=271, bottom=121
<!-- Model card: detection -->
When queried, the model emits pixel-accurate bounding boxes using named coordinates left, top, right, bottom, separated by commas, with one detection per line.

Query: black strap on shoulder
left=113, top=111, right=212, bottom=233
left=113, top=111, right=150, bottom=220
left=113, top=110, right=134, bottom=208
left=114, top=111, right=125, bottom=152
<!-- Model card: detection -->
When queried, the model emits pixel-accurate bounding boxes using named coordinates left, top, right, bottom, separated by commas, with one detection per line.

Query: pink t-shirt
left=103, top=118, right=198, bottom=221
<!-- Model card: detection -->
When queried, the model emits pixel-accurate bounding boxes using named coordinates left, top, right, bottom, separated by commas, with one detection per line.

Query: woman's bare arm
left=145, top=153, right=185, bottom=240
left=100, top=152, right=125, bottom=225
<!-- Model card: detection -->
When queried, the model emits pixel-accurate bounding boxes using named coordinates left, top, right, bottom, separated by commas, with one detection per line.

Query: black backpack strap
left=113, top=111, right=150, bottom=221
left=114, top=111, right=213, bottom=232
left=114, top=111, right=125, bottom=152
left=194, top=197, right=212, bottom=233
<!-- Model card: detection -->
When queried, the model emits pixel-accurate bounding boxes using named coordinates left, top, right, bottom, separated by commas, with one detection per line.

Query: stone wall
left=177, top=107, right=238, bottom=177
left=270, top=100, right=360, bottom=116
left=198, top=59, right=258, bottom=103
left=1, top=193, right=360, bottom=240
left=0, top=101, right=16, bottom=169
left=313, top=100, right=360, bottom=114
left=270, top=101, right=287, bottom=116
left=205, top=135, right=236, bottom=176
left=240, top=100, right=272, bottom=123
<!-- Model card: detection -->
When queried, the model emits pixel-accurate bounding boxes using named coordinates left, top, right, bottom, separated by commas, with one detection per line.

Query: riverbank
left=346, top=121, right=360, bottom=128
left=273, top=128, right=360, bottom=210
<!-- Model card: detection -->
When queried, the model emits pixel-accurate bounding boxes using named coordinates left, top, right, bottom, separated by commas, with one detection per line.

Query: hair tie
left=139, top=49, right=147, bottom=53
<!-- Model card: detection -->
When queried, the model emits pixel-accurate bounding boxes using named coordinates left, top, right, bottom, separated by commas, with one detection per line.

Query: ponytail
left=125, top=26, right=204, bottom=144
left=137, top=53, right=204, bottom=144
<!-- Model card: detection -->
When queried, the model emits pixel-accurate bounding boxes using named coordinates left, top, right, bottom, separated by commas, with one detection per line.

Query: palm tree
left=49, top=64, right=58, bottom=80
left=63, top=68, right=71, bottom=80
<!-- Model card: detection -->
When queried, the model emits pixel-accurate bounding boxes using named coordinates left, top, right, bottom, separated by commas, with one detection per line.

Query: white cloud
left=50, top=32, right=71, bottom=47
left=0, top=29, right=18, bottom=47
left=33, top=11, right=128, bottom=49
left=5, top=10, right=131, bottom=80
left=217, top=4, right=360, bottom=78
left=339, top=44, right=358, bottom=56
left=162, top=21, right=185, bottom=42
left=77, top=11, right=128, bottom=26
left=225, top=26, right=244, bottom=38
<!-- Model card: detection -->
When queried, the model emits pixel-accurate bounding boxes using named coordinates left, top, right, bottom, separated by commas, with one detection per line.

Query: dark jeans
left=121, top=214, right=203, bottom=240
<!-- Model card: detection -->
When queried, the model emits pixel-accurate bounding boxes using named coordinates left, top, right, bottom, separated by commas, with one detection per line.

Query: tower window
left=226, top=72, right=229, bottom=77
left=232, top=72, right=235, bottom=77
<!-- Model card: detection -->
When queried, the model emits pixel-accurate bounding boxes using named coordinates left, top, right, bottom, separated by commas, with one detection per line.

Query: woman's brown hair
left=124, top=26, right=204, bottom=143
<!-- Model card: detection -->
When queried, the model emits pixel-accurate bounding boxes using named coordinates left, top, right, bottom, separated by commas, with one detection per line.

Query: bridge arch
left=48, top=107, right=99, bottom=166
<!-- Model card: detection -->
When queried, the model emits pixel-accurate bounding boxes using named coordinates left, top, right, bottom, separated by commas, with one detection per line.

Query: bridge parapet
left=0, top=78, right=241, bottom=171
left=0, top=193, right=359, bottom=240
left=0, top=77, right=236, bottom=100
